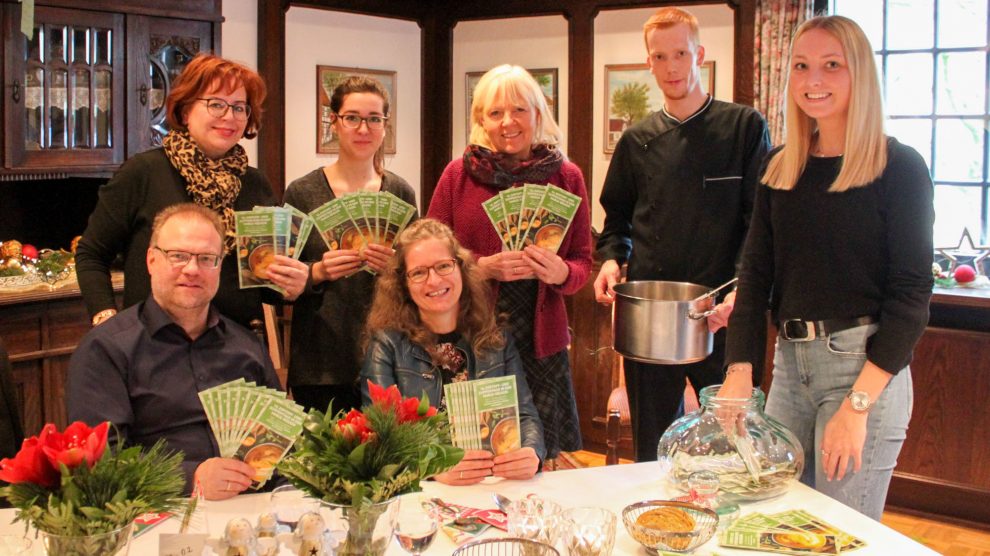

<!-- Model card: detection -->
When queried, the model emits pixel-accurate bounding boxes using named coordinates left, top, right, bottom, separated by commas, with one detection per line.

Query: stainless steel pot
left=611, top=279, right=735, bottom=364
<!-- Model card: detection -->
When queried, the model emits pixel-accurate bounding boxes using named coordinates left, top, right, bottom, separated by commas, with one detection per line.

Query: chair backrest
left=262, top=304, right=291, bottom=392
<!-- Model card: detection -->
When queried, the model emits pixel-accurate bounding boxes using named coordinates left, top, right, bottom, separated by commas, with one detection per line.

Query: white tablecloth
left=1, top=462, right=937, bottom=555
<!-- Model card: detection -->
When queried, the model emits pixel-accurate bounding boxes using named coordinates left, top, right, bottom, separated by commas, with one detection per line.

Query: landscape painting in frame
left=604, top=61, right=713, bottom=153
left=317, top=65, right=397, bottom=154
left=465, top=68, right=558, bottom=143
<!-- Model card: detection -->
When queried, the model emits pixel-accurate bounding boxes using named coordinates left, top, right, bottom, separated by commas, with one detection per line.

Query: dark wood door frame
left=256, top=0, right=755, bottom=215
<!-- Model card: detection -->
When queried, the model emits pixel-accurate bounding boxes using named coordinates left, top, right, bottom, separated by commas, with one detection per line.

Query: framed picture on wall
left=316, top=65, right=397, bottom=154
left=603, top=61, right=714, bottom=154
left=465, top=68, right=558, bottom=143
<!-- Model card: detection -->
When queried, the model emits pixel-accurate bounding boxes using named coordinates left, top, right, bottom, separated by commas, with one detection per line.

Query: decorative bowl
left=621, top=500, right=717, bottom=554
left=451, top=538, right=559, bottom=556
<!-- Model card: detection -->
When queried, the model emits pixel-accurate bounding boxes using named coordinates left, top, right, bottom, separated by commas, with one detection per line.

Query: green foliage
left=611, top=82, right=651, bottom=125
left=0, top=439, right=187, bottom=536
left=278, top=402, right=463, bottom=508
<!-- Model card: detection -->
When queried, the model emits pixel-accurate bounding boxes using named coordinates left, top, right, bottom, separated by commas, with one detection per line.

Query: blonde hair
left=763, top=15, right=887, bottom=192
left=469, top=64, right=562, bottom=150
left=150, top=203, right=225, bottom=249
left=642, top=7, right=701, bottom=52
left=364, top=219, right=504, bottom=359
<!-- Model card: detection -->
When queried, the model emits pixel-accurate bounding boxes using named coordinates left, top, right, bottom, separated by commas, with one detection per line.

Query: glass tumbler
left=561, top=507, right=616, bottom=556
left=506, top=496, right=563, bottom=546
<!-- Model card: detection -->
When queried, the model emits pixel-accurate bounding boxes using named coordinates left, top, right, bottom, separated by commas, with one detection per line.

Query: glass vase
left=321, top=498, right=400, bottom=556
left=657, top=385, right=804, bottom=502
left=39, top=522, right=133, bottom=556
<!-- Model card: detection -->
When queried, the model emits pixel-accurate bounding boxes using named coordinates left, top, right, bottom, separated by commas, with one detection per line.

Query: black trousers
left=623, top=329, right=726, bottom=462
left=290, top=383, right=362, bottom=415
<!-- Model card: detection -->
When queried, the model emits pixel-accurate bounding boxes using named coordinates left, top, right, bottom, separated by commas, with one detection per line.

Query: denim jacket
left=361, top=329, right=547, bottom=462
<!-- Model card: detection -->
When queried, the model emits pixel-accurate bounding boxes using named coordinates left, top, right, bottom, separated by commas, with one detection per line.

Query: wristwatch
left=847, top=390, right=873, bottom=413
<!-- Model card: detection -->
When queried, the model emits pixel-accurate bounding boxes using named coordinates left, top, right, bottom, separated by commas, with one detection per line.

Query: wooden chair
left=251, top=304, right=292, bottom=393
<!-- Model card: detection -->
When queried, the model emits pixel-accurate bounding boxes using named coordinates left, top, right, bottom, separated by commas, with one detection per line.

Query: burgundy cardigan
left=427, top=157, right=593, bottom=358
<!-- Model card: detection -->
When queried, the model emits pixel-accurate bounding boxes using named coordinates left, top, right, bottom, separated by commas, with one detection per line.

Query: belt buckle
left=782, top=320, right=816, bottom=342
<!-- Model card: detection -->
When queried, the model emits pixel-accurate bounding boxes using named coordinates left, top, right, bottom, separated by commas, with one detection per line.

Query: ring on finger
left=821, top=449, right=830, bottom=456
left=226, top=480, right=232, bottom=491
left=458, top=471, right=464, bottom=479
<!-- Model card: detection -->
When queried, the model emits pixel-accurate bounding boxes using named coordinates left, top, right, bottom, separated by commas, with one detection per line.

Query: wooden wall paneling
left=565, top=3, right=595, bottom=191
left=418, top=12, right=453, bottom=215
left=257, top=0, right=288, bottom=198
left=0, top=0, right=223, bottom=21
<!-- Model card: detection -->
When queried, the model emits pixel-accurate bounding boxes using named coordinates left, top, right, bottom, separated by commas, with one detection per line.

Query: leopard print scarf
left=162, top=130, right=247, bottom=253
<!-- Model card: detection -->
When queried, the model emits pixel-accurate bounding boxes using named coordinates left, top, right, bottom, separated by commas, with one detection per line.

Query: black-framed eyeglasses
left=405, top=259, right=458, bottom=283
left=334, top=113, right=388, bottom=130
left=154, top=246, right=222, bottom=269
left=196, top=98, right=251, bottom=121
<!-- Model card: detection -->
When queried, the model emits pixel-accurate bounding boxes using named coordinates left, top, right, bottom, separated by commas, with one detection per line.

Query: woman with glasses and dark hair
left=76, top=54, right=309, bottom=329
left=428, top=65, right=592, bottom=461
left=361, top=219, right=545, bottom=484
left=282, top=75, right=417, bottom=414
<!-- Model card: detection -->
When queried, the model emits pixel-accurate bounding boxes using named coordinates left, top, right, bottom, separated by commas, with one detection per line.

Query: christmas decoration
left=954, top=264, right=976, bottom=284
left=936, top=228, right=989, bottom=275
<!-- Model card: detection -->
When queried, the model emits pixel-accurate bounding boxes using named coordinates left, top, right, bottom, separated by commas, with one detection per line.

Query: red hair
left=166, top=54, right=266, bottom=139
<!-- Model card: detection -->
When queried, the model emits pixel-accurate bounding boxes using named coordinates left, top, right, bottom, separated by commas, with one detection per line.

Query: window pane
left=936, top=51, right=986, bottom=116
left=27, top=25, right=43, bottom=63
left=25, top=68, right=43, bottom=150
left=72, top=28, right=89, bottom=64
left=938, top=0, right=988, bottom=48
left=886, top=54, right=933, bottom=115
left=934, top=118, right=985, bottom=182
left=48, top=25, right=66, bottom=64
left=50, top=70, right=67, bottom=149
left=886, top=118, right=932, bottom=168
left=73, top=69, right=90, bottom=148
left=886, top=0, right=933, bottom=50
left=94, top=29, right=111, bottom=65
left=833, top=0, right=885, bottom=51
left=933, top=185, right=982, bottom=246
left=95, top=70, right=112, bottom=148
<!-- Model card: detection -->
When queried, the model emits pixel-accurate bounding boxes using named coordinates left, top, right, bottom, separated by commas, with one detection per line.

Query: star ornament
left=936, top=228, right=990, bottom=276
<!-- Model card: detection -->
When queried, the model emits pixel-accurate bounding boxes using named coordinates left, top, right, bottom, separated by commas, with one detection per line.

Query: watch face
left=849, top=391, right=870, bottom=411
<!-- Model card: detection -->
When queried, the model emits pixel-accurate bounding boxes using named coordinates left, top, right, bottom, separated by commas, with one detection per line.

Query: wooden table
left=0, top=462, right=938, bottom=554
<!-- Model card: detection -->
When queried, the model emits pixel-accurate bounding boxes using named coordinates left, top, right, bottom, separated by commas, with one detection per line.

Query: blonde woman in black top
left=720, top=16, right=934, bottom=520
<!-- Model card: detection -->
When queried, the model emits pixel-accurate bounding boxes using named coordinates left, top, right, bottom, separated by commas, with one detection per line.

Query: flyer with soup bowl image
left=443, top=376, right=521, bottom=455
left=719, top=509, right=865, bottom=554
left=481, top=184, right=581, bottom=256
left=234, top=210, right=282, bottom=292
left=198, top=380, right=307, bottom=490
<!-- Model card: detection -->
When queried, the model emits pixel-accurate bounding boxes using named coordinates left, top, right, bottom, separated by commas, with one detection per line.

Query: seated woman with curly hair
left=361, top=219, right=546, bottom=484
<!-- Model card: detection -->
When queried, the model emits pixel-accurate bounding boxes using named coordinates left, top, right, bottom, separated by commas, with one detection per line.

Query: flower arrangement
left=278, top=382, right=463, bottom=506
left=0, top=421, right=186, bottom=551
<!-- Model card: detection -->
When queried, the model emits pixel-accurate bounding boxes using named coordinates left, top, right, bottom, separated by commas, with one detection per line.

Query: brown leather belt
left=779, top=316, right=877, bottom=342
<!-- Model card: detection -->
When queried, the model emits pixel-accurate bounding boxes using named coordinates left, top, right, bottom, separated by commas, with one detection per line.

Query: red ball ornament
left=20, top=243, right=38, bottom=260
left=954, top=264, right=976, bottom=283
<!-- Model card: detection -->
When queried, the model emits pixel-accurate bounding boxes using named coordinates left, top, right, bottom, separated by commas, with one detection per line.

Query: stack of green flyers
left=198, top=379, right=307, bottom=489
left=444, top=376, right=522, bottom=456
left=233, top=205, right=314, bottom=291
left=482, top=183, right=581, bottom=253
left=719, top=510, right=866, bottom=554
left=308, top=191, right=416, bottom=274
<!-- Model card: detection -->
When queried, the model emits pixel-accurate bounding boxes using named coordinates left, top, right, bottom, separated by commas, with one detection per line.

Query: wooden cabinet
left=125, top=14, right=213, bottom=157
left=0, top=0, right=221, bottom=178
left=3, top=5, right=125, bottom=172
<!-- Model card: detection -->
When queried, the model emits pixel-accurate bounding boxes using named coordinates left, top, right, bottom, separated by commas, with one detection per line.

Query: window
left=832, top=0, right=990, bottom=244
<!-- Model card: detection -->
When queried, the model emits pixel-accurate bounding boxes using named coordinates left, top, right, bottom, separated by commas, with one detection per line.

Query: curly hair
left=166, top=54, right=266, bottom=139
left=365, top=219, right=504, bottom=361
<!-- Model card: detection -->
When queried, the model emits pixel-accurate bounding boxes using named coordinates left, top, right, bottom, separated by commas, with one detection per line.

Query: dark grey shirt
left=282, top=168, right=417, bottom=387
left=67, top=297, right=280, bottom=492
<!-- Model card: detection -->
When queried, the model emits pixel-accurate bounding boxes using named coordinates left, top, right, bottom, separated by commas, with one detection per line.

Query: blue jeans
left=764, top=323, right=913, bottom=520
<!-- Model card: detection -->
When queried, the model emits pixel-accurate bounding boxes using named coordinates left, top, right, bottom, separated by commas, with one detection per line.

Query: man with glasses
left=68, top=204, right=281, bottom=500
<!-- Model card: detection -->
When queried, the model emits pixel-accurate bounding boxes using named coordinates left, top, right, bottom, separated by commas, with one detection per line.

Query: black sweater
left=75, top=148, right=279, bottom=328
left=726, top=139, right=934, bottom=374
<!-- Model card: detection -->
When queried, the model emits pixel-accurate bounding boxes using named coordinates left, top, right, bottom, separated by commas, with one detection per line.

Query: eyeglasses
left=334, top=113, right=388, bottom=130
left=154, top=246, right=222, bottom=269
left=196, top=98, right=251, bottom=121
left=405, top=259, right=458, bottom=283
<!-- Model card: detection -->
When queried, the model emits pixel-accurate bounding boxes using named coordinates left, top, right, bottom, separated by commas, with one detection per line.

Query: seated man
left=68, top=203, right=280, bottom=500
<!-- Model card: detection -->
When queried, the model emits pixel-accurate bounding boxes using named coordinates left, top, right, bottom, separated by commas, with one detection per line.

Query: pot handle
left=687, top=277, right=739, bottom=320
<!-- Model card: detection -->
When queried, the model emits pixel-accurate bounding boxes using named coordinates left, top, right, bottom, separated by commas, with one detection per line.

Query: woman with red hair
left=76, top=54, right=308, bottom=328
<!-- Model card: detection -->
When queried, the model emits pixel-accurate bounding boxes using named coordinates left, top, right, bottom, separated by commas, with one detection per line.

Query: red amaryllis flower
left=40, top=421, right=109, bottom=470
left=0, top=424, right=59, bottom=488
left=367, top=381, right=438, bottom=423
left=367, top=382, right=402, bottom=409
left=337, top=410, right=372, bottom=443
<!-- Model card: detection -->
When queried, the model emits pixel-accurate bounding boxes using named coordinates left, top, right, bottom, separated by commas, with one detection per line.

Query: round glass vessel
left=657, top=385, right=804, bottom=501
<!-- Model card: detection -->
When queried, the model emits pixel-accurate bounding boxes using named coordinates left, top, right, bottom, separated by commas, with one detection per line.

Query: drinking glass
left=506, top=496, right=563, bottom=546
left=561, top=507, right=617, bottom=556
left=269, top=485, right=319, bottom=532
left=393, top=496, right=439, bottom=555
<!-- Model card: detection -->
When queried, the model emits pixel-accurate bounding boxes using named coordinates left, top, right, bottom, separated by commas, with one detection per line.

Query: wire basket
left=621, top=500, right=718, bottom=553
left=451, top=537, right=560, bottom=556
